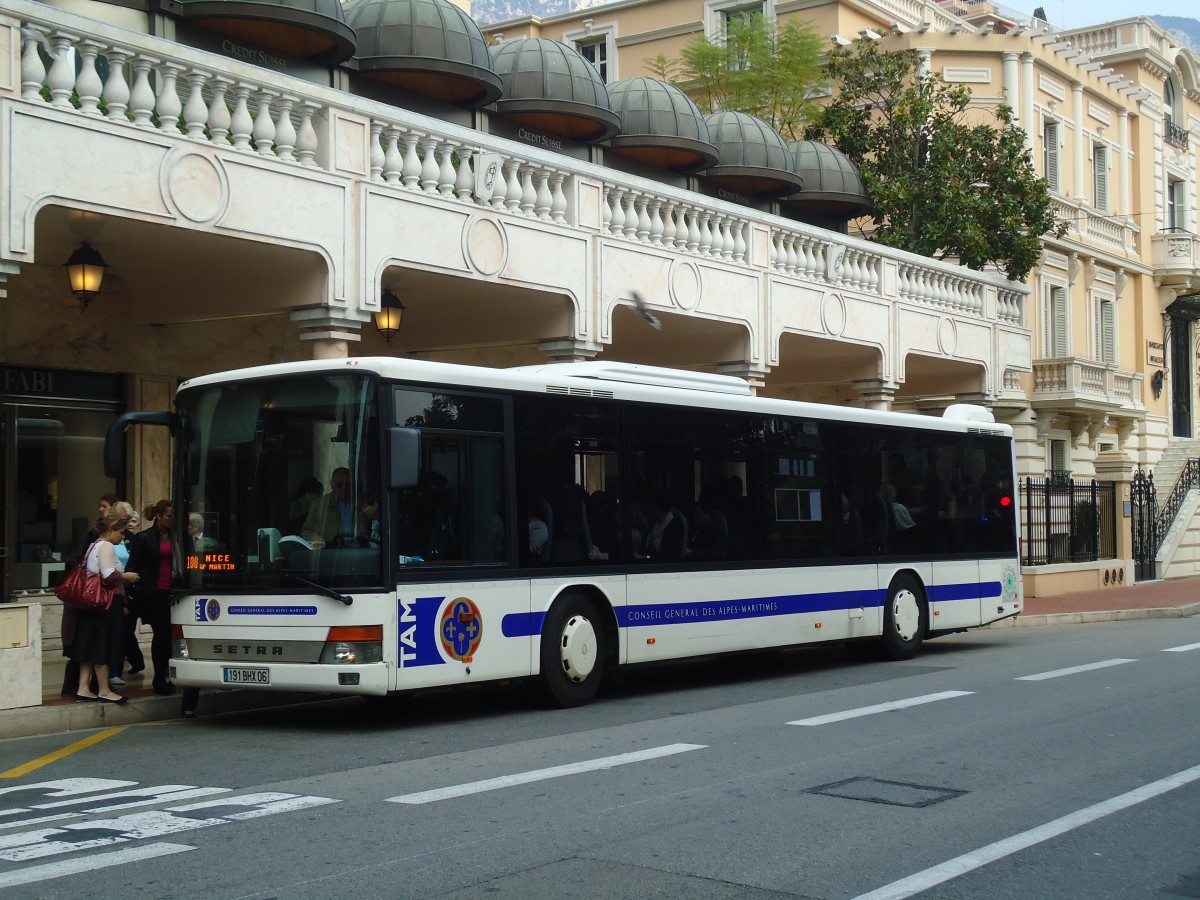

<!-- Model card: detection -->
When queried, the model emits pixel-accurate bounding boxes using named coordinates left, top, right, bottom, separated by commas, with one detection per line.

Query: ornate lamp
left=63, top=242, right=108, bottom=309
left=374, top=288, right=406, bottom=343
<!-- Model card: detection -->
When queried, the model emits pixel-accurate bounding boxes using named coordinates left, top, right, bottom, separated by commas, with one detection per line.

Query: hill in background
left=1153, top=16, right=1200, bottom=49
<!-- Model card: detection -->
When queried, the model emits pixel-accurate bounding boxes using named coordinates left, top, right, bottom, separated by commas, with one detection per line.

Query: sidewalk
left=3, top=576, right=1198, bottom=741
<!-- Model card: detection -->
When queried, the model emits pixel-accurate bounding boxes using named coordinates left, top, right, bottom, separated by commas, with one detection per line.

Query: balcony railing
left=1151, top=230, right=1200, bottom=288
left=1032, top=358, right=1145, bottom=411
left=2, top=0, right=1029, bottom=345
left=1050, top=195, right=1136, bottom=252
left=1166, top=118, right=1189, bottom=149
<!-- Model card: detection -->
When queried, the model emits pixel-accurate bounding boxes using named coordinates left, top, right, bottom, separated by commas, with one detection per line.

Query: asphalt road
left=1, top=616, right=1198, bottom=899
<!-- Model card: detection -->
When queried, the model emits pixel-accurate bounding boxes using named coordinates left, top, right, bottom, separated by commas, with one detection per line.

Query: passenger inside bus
left=687, top=495, right=728, bottom=560
left=640, top=492, right=687, bottom=561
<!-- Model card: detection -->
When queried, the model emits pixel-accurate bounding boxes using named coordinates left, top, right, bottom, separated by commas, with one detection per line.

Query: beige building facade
left=492, top=0, right=1200, bottom=591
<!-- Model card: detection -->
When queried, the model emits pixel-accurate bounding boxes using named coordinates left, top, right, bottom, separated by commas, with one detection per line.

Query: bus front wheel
left=881, top=575, right=926, bottom=661
left=539, top=594, right=606, bottom=708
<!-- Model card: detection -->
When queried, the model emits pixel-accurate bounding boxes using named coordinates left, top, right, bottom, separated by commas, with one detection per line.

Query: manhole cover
left=805, top=777, right=966, bottom=808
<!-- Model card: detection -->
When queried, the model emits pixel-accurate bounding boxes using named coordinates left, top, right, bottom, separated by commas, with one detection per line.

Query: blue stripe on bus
left=500, top=581, right=1001, bottom=638
left=503, top=611, right=546, bottom=638
left=927, top=581, right=1002, bottom=602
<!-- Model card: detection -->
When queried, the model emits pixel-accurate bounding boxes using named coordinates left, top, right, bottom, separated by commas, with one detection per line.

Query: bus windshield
left=176, top=372, right=381, bottom=590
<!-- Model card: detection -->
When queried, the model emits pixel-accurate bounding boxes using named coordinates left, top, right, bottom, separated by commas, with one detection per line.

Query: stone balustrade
left=2, top=0, right=1030, bottom=397
left=1033, top=358, right=1145, bottom=410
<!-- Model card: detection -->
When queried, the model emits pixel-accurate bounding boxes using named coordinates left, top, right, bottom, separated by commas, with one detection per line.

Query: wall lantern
left=374, top=288, right=406, bottom=343
left=63, top=241, right=108, bottom=309
left=1151, top=369, right=1165, bottom=400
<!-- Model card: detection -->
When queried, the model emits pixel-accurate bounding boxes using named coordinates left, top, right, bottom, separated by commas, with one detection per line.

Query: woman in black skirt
left=75, top=512, right=141, bottom=703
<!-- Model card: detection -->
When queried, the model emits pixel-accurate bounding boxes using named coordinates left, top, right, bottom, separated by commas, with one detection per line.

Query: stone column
left=1002, top=51, right=1020, bottom=117
left=1072, top=82, right=1085, bottom=200
left=538, top=337, right=603, bottom=363
left=851, top=378, right=897, bottom=410
left=716, top=361, right=770, bottom=393
left=290, top=308, right=367, bottom=359
left=1094, top=450, right=1135, bottom=572
left=1021, top=53, right=1035, bottom=153
left=129, top=374, right=175, bottom=515
left=1117, top=109, right=1131, bottom=219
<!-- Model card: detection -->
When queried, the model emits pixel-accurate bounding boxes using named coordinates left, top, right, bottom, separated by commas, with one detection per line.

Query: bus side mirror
left=105, top=411, right=178, bottom=478
left=389, top=427, right=420, bottom=489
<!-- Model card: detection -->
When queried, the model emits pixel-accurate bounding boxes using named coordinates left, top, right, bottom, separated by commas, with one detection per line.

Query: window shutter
left=1093, top=144, right=1108, bottom=212
left=1099, top=297, right=1115, bottom=364
left=1044, top=122, right=1060, bottom=191
left=1050, top=439, right=1066, bottom=473
left=1046, top=285, right=1067, bottom=356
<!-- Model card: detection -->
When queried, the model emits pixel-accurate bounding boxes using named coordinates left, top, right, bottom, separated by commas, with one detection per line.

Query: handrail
left=1154, top=458, right=1200, bottom=555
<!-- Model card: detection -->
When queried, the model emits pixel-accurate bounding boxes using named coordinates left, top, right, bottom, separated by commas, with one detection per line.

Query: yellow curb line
left=0, top=727, right=128, bottom=779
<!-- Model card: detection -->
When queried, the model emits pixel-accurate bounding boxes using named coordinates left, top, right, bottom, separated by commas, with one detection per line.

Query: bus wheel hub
left=559, top=614, right=597, bottom=683
left=892, top=589, right=920, bottom=642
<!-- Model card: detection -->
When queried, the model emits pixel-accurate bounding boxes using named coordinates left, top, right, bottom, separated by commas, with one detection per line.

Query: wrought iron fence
left=1019, top=477, right=1116, bottom=566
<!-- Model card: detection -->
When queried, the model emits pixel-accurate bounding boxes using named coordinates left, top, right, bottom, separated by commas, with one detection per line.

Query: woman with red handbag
left=74, top=512, right=141, bottom=703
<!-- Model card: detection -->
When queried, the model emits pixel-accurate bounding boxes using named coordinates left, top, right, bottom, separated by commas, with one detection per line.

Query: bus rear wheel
left=539, top=593, right=606, bottom=708
left=881, top=575, right=926, bottom=661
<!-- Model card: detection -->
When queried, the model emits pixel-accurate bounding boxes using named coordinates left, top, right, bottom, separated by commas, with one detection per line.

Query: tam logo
left=195, top=598, right=221, bottom=622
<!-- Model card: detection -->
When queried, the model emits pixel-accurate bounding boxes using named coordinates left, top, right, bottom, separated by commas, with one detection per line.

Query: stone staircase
left=1154, top=438, right=1200, bottom=579
left=1153, top=439, right=1200, bottom=502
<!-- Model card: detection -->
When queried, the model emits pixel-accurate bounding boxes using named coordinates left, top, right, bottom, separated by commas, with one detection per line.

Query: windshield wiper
left=288, top=572, right=353, bottom=606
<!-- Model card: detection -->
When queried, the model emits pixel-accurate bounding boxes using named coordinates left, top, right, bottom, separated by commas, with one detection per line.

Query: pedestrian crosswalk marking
left=0, top=780, right=339, bottom=874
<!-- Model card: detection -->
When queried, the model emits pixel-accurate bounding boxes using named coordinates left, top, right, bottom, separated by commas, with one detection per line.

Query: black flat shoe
left=97, top=695, right=129, bottom=705
left=75, top=694, right=98, bottom=702
left=154, top=685, right=176, bottom=696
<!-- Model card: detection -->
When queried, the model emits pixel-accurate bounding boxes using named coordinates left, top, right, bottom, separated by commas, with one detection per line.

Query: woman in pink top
left=127, top=500, right=177, bottom=695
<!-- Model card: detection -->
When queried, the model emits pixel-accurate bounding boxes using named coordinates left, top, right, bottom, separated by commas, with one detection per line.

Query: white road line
left=1015, top=658, right=1137, bottom=681
left=787, top=691, right=973, bottom=727
left=386, top=743, right=706, bottom=805
left=853, top=761, right=1200, bottom=900
left=0, top=842, right=193, bottom=888
left=1163, top=642, right=1200, bottom=653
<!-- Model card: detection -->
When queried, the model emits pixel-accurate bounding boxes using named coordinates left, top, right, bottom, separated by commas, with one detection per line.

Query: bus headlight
left=319, top=625, right=383, bottom=665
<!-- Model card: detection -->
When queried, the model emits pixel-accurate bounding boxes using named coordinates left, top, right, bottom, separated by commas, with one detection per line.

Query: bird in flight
left=632, top=291, right=662, bottom=330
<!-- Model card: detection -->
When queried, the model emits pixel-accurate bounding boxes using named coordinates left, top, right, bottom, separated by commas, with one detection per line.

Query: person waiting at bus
left=302, top=467, right=366, bottom=547
left=641, top=492, right=686, bottom=561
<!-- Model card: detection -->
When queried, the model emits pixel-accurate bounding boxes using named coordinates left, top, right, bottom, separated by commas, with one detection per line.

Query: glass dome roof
left=605, top=78, right=718, bottom=173
left=489, top=38, right=621, bottom=143
left=344, top=0, right=501, bottom=107
left=784, top=141, right=871, bottom=214
left=702, top=111, right=802, bottom=197
left=166, top=0, right=357, bottom=65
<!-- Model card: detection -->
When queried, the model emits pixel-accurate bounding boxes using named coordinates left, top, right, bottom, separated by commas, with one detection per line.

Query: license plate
left=223, top=667, right=269, bottom=685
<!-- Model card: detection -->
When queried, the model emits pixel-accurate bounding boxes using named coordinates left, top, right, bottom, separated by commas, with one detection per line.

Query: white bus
left=106, top=358, right=1022, bottom=708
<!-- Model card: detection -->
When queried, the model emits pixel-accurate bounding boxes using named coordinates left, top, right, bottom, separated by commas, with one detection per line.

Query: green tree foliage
left=644, top=15, right=824, bottom=141
left=805, top=38, right=1066, bottom=282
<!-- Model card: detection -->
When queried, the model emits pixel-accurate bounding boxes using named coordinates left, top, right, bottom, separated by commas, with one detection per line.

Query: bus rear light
left=327, top=625, right=383, bottom=642
left=320, top=625, right=383, bottom=665
left=172, top=625, right=185, bottom=639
